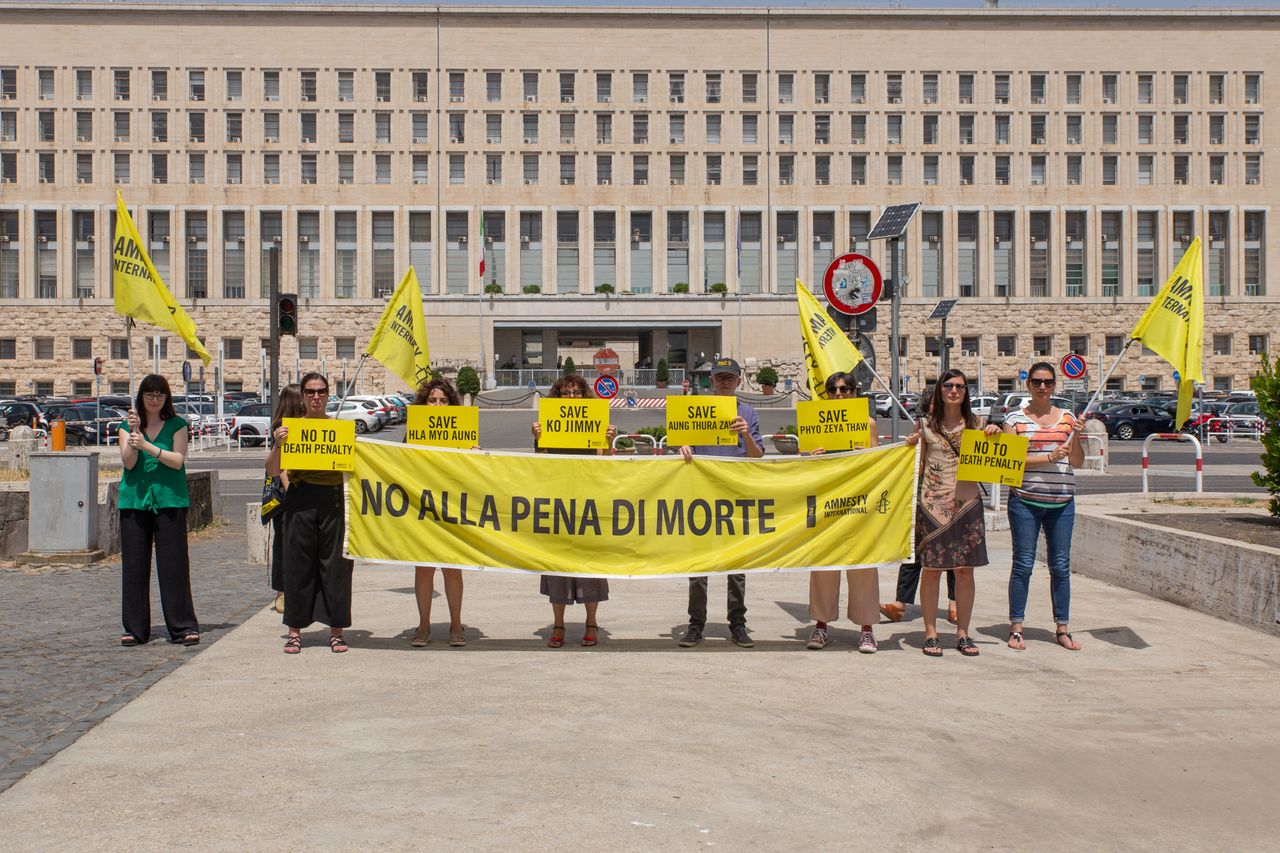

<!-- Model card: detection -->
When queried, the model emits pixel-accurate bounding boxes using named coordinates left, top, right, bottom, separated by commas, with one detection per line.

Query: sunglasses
left=1028, top=378, right=1055, bottom=388
left=941, top=383, right=967, bottom=392
left=303, top=387, right=329, bottom=397
left=828, top=385, right=854, bottom=395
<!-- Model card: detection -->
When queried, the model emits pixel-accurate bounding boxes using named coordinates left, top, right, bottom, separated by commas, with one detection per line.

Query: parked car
left=1220, top=400, right=1266, bottom=436
left=228, top=401, right=273, bottom=446
left=0, top=400, right=50, bottom=432
left=1087, top=403, right=1175, bottom=440
left=43, top=404, right=127, bottom=445
left=969, top=395, right=997, bottom=420
left=345, top=396, right=391, bottom=427
left=326, top=400, right=381, bottom=433
left=987, top=394, right=1076, bottom=426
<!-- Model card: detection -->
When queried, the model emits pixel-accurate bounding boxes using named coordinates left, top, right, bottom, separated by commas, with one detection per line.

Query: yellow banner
left=405, top=405, right=480, bottom=448
left=1129, top=237, right=1204, bottom=428
left=536, top=398, right=611, bottom=450
left=666, top=396, right=737, bottom=446
left=956, top=429, right=1028, bottom=487
left=796, top=279, right=863, bottom=399
left=796, top=398, right=873, bottom=452
left=280, top=417, right=356, bottom=472
left=344, top=440, right=919, bottom=576
left=112, top=192, right=212, bottom=365
left=365, top=267, right=432, bottom=390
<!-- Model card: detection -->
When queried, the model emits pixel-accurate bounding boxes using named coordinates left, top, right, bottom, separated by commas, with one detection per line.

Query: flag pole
left=1080, top=339, right=1137, bottom=415
left=863, top=361, right=915, bottom=425
left=337, top=353, right=368, bottom=410
left=125, top=317, right=134, bottom=401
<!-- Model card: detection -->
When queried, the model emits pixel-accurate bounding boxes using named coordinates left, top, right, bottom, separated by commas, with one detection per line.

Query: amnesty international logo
left=875, top=491, right=891, bottom=514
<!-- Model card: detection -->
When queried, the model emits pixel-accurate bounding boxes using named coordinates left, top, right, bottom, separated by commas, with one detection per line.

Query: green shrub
left=1250, top=353, right=1280, bottom=517
left=708, top=282, right=728, bottom=294
left=672, top=282, right=689, bottom=294
left=595, top=282, right=615, bottom=294
left=456, top=366, right=481, bottom=397
left=779, top=424, right=799, bottom=436
left=655, top=358, right=670, bottom=383
left=615, top=436, right=634, bottom=449
left=522, top=283, right=542, bottom=294
left=756, top=366, right=779, bottom=387
left=636, top=425, right=667, bottom=442
left=563, top=357, right=576, bottom=376
left=484, top=282, right=503, bottom=295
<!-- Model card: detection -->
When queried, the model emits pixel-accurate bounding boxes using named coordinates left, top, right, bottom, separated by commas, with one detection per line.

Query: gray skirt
left=540, top=575, right=609, bottom=605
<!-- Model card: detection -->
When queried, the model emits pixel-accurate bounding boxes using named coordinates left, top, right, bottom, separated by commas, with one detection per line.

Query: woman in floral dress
left=905, top=369, right=1001, bottom=658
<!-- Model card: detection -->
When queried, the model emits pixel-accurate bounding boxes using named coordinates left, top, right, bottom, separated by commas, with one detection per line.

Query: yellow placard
left=345, top=441, right=919, bottom=576
left=796, top=398, right=873, bottom=452
left=280, top=417, right=357, bottom=472
left=956, top=429, right=1029, bottom=487
left=665, top=396, right=738, bottom=447
left=405, top=405, right=480, bottom=448
left=537, top=398, right=611, bottom=449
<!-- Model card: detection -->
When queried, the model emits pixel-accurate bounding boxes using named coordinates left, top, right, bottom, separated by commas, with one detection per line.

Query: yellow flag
left=365, top=267, right=432, bottom=389
left=796, top=279, right=862, bottom=398
left=1130, top=237, right=1204, bottom=428
left=112, top=192, right=211, bottom=365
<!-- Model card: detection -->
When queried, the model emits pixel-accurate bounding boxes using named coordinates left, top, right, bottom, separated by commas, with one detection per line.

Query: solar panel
left=928, top=299, right=958, bottom=321
left=868, top=202, right=921, bottom=240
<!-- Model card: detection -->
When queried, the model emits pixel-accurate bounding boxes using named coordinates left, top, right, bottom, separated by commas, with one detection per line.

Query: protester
left=805, top=372, right=880, bottom=652
left=531, top=374, right=618, bottom=647
left=881, top=390, right=958, bottom=625
left=117, top=374, right=199, bottom=646
left=268, top=372, right=354, bottom=654
left=1002, top=362, right=1087, bottom=651
left=267, top=383, right=304, bottom=615
left=677, top=357, right=764, bottom=648
left=410, top=377, right=468, bottom=648
left=905, top=370, right=999, bottom=657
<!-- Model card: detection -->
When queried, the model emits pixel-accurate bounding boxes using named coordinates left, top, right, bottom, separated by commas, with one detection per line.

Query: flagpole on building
left=1080, top=338, right=1137, bottom=415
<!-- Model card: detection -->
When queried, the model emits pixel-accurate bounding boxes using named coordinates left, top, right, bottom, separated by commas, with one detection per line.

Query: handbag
left=260, top=475, right=287, bottom=525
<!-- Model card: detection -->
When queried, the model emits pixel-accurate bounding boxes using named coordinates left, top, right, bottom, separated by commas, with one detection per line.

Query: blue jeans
left=1007, top=495, right=1075, bottom=624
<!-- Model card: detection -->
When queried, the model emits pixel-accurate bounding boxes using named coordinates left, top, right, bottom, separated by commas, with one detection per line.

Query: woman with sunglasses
left=905, top=370, right=1000, bottom=657
left=268, top=372, right=354, bottom=655
left=530, top=374, right=618, bottom=648
left=1001, top=362, right=1086, bottom=652
left=117, top=374, right=200, bottom=646
left=804, top=372, right=881, bottom=653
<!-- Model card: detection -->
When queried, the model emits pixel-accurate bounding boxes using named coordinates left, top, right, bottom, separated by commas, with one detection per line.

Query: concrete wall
left=1072, top=509, right=1280, bottom=636
left=0, top=491, right=30, bottom=557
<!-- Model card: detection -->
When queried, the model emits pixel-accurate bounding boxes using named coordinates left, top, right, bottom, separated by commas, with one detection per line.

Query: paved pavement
left=1, top=528, right=1279, bottom=848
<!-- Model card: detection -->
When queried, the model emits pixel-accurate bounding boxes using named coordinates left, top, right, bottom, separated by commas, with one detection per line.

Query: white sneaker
left=806, top=626, right=830, bottom=650
left=858, top=631, right=878, bottom=654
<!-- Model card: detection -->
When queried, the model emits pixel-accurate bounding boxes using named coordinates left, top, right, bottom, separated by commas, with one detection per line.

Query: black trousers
left=283, top=483, right=353, bottom=630
left=269, top=513, right=285, bottom=593
left=894, top=561, right=956, bottom=604
left=120, top=508, right=198, bottom=643
left=688, top=574, right=747, bottom=628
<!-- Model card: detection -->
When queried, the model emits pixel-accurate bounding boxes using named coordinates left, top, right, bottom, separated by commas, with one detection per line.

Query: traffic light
left=276, top=293, right=298, bottom=337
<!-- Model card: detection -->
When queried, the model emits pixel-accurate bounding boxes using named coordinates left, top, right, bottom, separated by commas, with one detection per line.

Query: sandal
left=1008, top=631, right=1026, bottom=651
left=120, top=634, right=140, bottom=647
left=922, top=636, right=943, bottom=657
left=449, top=628, right=466, bottom=648
left=180, top=632, right=200, bottom=646
left=956, top=636, right=980, bottom=657
left=1055, top=629, right=1081, bottom=651
left=410, top=629, right=430, bottom=647
left=548, top=625, right=565, bottom=648
left=581, top=624, right=599, bottom=647
left=329, top=635, right=349, bottom=653
left=283, top=636, right=302, bottom=655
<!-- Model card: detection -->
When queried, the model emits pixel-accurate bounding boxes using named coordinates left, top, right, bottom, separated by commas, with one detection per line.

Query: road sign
left=593, top=374, right=619, bottom=399
left=1173, top=370, right=1181, bottom=383
left=823, top=253, right=882, bottom=316
left=1019, top=369, right=1029, bottom=381
left=1060, top=353, right=1087, bottom=380
left=1061, top=378, right=1087, bottom=392
left=868, top=203, right=922, bottom=240
left=928, top=299, right=958, bottom=321
left=528, top=379, right=537, bottom=391
left=593, top=347, right=620, bottom=376
left=93, top=356, right=104, bottom=376
left=181, top=360, right=192, bottom=383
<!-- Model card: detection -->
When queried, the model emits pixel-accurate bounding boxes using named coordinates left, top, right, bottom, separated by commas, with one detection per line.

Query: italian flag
left=478, top=217, right=486, bottom=280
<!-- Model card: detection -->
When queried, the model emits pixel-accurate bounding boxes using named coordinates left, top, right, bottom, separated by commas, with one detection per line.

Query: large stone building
left=0, top=1, right=1275, bottom=397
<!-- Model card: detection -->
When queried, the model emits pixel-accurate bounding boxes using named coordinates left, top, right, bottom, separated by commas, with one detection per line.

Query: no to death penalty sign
left=405, top=405, right=480, bottom=449
left=280, top=417, right=357, bottom=471
left=796, top=397, right=873, bottom=452
left=537, top=397, right=611, bottom=449
left=955, top=429, right=1029, bottom=487
left=665, top=396, right=738, bottom=446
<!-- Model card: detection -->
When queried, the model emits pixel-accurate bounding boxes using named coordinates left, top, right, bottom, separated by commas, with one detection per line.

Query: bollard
left=50, top=420, right=66, bottom=452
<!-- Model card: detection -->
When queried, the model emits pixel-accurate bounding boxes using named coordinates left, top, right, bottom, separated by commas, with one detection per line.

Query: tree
left=456, top=365, right=481, bottom=397
left=655, top=358, right=670, bottom=384
left=1250, top=353, right=1280, bottom=517
left=756, top=366, right=779, bottom=388
left=563, top=357, right=576, bottom=376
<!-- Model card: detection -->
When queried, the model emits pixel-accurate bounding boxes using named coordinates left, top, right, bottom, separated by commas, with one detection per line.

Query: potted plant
left=756, top=366, right=779, bottom=395
left=708, top=282, right=728, bottom=295
left=655, top=358, right=670, bottom=389
left=456, top=366, right=481, bottom=400
left=595, top=282, right=615, bottom=295
left=484, top=282, right=503, bottom=295
left=522, top=283, right=542, bottom=294
left=672, top=282, right=689, bottom=294
left=774, top=424, right=800, bottom=455
left=562, top=357, right=576, bottom=376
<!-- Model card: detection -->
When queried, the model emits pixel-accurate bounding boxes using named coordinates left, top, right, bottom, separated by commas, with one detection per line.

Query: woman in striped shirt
left=1001, top=362, right=1086, bottom=652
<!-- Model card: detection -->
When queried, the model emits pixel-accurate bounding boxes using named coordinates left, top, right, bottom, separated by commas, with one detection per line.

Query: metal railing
left=1141, top=432, right=1202, bottom=493
left=611, top=432, right=660, bottom=454
left=493, top=367, right=685, bottom=388
left=1079, top=432, right=1107, bottom=472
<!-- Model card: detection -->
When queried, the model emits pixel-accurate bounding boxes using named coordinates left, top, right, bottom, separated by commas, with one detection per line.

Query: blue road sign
left=1173, top=370, right=1181, bottom=383
left=528, top=379, right=537, bottom=391
left=594, top=374, right=619, bottom=399
left=1019, top=369, right=1028, bottom=381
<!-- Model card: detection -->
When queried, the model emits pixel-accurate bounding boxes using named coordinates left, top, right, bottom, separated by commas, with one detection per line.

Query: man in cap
left=676, top=357, right=764, bottom=648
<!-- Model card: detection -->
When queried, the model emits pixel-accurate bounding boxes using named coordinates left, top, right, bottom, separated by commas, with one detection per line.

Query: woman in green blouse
left=117, top=374, right=199, bottom=646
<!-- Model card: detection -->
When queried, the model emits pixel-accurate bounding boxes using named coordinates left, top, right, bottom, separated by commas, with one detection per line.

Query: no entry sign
left=1061, top=353, right=1087, bottom=380
left=823, top=253, right=882, bottom=316
left=593, top=374, right=619, bottom=399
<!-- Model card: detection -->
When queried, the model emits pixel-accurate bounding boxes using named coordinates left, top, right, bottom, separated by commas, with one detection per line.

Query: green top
left=119, top=416, right=190, bottom=511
